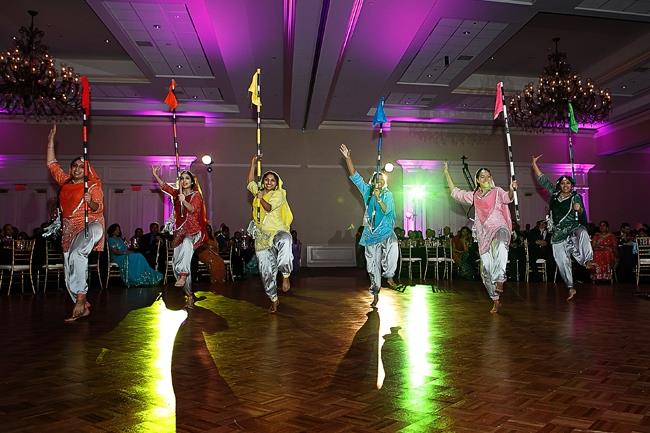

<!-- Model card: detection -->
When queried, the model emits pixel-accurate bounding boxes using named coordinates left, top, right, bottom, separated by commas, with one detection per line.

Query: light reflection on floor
left=143, top=301, right=187, bottom=432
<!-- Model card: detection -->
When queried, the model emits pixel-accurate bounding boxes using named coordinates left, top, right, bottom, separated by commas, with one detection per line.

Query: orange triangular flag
left=164, top=79, right=178, bottom=110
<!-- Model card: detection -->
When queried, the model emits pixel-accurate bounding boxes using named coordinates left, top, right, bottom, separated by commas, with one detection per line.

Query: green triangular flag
left=568, top=102, right=579, bottom=133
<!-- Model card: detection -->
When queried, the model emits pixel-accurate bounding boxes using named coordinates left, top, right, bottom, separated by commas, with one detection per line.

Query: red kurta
left=48, top=161, right=105, bottom=252
left=160, top=183, right=207, bottom=249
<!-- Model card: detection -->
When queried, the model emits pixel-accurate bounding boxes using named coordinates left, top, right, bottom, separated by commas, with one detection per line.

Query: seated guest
left=591, top=220, right=617, bottom=281
left=508, top=223, right=526, bottom=280
left=452, top=226, right=475, bottom=280
left=636, top=224, right=649, bottom=238
left=107, top=224, right=162, bottom=287
left=129, top=227, right=144, bottom=251
left=140, top=222, right=165, bottom=271
left=1, top=224, right=15, bottom=248
left=216, top=223, right=231, bottom=253
left=618, top=222, right=635, bottom=244
left=527, top=219, right=554, bottom=281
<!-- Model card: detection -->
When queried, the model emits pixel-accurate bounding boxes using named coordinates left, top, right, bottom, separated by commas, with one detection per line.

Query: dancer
left=47, top=125, right=105, bottom=322
left=152, top=166, right=207, bottom=307
left=246, top=155, right=293, bottom=313
left=339, top=144, right=399, bottom=308
left=444, top=162, right=516, bottom=313
left=531, top=155, right=593, bottom=300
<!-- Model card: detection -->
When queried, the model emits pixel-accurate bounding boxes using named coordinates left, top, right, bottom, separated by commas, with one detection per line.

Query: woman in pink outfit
left=444, top=162, right=516, bottom=313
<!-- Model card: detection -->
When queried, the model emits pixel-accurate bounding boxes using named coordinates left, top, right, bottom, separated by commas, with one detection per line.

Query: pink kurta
left=451, top=187, right=513, bottom=255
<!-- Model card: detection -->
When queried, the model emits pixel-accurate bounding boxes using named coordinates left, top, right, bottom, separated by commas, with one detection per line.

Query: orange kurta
left=48, top=161, right=105, bottom=252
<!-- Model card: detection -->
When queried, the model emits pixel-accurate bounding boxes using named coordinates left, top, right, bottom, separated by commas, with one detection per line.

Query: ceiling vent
left=135, top=40, right=154, bottom=47
left=457, top=55, right=474, bottom=61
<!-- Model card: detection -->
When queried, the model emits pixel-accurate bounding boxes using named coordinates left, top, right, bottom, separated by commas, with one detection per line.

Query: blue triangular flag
left=372, top=97, right=387, bottom=126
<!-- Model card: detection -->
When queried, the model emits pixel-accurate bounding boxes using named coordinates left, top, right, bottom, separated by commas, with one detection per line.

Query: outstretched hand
left=339, top=144, right=351, bottom=159
left=443, top=161, right=449, bottom=174
left=152, top=166, right=161, bottom=177
left=251, top=155, right=261, bottom=166
left=531, top=154, right=543, bottom=165
left=48, top=124, right=56, bottom=146
left=510, top=179, right=518, bottom=192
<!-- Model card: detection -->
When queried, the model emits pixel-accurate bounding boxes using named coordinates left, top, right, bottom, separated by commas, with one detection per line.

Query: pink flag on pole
left=493, top=82, right=504, bottom=120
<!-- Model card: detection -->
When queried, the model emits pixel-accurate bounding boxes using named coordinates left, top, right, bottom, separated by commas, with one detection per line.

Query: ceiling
left=1, top=0, right=649, bottom=129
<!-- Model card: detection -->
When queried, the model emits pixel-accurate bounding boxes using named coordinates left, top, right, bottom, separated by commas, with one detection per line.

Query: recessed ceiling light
left=427, top=74, right=432, bottom=78
left=176, top=64, right=183, bottom=69
left=621, top=84, right=627, bottom=89
left=463, top=31, right=470, bottom=35
left=193, top=96, right=198, bottom=99
left=490, top=56, right=495, bottom=60
left=153, top=24, right=161, bottom=29
left=104, top=39, right=110, bottom=44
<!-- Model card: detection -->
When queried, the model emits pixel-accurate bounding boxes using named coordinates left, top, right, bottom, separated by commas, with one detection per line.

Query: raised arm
left=339, top=144, right=356, bottom=176
left=531, top=154, right=543, bottom=177
left=152, top=166, right=174, bottom=196
left=443, top=161, right=455, bottom=191
left=247, top=155, right=258, bottom=184
left=531, top=154, right=554, bottom=193
left=152, top=166, right=165, bottom=188
left=47, top=124, right=57, bottom=164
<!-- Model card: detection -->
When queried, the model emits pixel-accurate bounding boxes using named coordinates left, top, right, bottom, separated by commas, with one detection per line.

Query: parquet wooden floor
left=1, top=269, right=650, bottom=433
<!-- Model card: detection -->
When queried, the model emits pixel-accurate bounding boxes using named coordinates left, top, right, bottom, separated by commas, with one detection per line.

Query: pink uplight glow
left=338, top=0, right=364, bottom=64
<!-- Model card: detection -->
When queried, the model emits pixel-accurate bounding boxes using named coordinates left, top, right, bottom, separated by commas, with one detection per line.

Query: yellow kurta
left=247, top=181, right=292, bottom=250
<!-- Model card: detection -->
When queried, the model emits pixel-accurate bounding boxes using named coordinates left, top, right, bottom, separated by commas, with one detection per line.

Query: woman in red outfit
left=591, top=220, right=617, bottom=281
left=47, top=125, right=105, bottom=322
left=152, top=167, right=207, bottom=306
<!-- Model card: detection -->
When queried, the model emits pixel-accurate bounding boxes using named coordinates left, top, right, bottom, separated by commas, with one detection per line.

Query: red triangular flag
left=164, top=79, right=178, bottom=110
left=80, top=76, right=91, bottom=116
left=493, top=81, right=504, bottom=120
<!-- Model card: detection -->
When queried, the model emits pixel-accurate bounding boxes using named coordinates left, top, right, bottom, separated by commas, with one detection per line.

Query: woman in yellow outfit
left=246, top=156, right=294, bottom=313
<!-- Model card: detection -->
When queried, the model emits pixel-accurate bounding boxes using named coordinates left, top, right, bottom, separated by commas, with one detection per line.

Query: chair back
left=399, top=239, right=413, bottom=259
left=45, top=240, right=63, bottom=267
left=12, top=239, right=35, bottom=267
left=424, top=239, right=441, bottom=260
left=638, top=237, right=650, bottom=261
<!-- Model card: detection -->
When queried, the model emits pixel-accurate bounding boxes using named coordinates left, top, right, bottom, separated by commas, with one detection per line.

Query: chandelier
left=0, top=10, right=82, bottom=118
left=508, top=38, right=611, bottom=130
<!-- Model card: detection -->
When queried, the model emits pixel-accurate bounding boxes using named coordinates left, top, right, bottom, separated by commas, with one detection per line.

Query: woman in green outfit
left=532, top=155, right=593, bottom=301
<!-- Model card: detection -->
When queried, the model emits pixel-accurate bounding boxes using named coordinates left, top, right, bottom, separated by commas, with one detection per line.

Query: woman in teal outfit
left=107, top=224, right=163, bottom=287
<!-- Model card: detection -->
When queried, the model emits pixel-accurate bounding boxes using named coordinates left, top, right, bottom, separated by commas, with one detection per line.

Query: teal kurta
left=108, top=237, right=163, bottom=287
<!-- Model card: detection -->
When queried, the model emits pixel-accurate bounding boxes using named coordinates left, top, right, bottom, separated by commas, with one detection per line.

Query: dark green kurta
left=537, top=174, right=587, bottom=244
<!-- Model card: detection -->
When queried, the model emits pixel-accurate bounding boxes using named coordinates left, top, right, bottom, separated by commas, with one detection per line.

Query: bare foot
left=65, top=302, right=90, bottom=322
left=370, top=294, right=379, bottom=307
left=174, top=275, right=187, bottom=287
left=495, top=281, right=504, bottom=293
left=490, top=300, right=500, bottom=313
left=567, top=288, right=576, bottom=301
left=281, top=276, right=291, bottom=293
left=269, top=299, right=279, bottom=313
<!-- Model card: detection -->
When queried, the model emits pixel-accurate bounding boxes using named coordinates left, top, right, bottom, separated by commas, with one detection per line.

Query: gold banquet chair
left=0, top=240, right=36, bottom=294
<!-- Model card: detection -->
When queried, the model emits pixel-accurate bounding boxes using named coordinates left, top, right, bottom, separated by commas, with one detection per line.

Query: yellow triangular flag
left=248, top=69, right=261, bottom=107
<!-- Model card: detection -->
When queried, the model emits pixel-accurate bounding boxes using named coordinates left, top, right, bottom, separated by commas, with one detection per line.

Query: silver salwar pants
left=479, top=228, right=509, bottom=301
left=256, top=231, right=293, bottom=302
left=173, top=232, right=202, bottom=295
left=64, top=221, right=104, bottom=302
left=365, top=232, right=399, bottom=295
left=552, top=226, right=593, bottom=289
